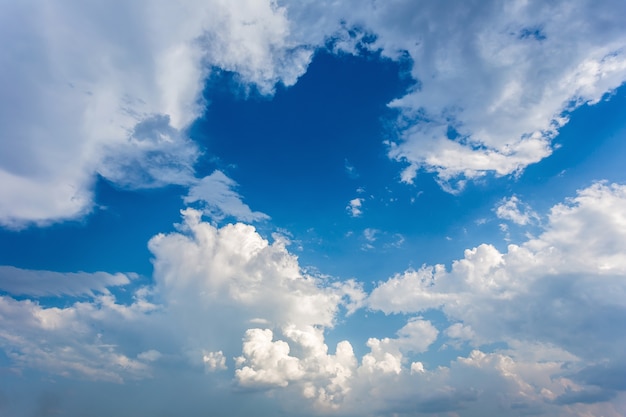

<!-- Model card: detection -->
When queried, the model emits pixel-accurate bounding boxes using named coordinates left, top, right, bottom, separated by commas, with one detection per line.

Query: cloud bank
left=1, top=183, right=625, bottom=416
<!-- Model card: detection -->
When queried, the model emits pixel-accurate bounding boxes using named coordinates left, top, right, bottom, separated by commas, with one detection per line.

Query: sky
left=1, top=1, right=626, bottom=416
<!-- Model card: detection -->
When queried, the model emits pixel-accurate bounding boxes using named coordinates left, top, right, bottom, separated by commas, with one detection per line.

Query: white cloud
left=361, top=318, right=439, bottom=375
left=235, top=328, right=305, bottom=388
left=183, top=171, right=269, bottom=222
left=147, top=192, right=624, bottom=414
left=234, top=325, right=359, bottom=408
left=147, top=210, right=370, bottom=407
left=346, top=198, right=363, bottom=217
left=369, top=182, right=626, bottom=361
left=203, top=350, right=227, bottom=371
left=344, top=159, right=359, bottom=179
left=363, top=228, right=378, bottom=242
left=149, top=209, right=363, bottom=330
left=495, top=195, right=539, bottom=225
left=0, top=292, right=158, bottom=383
left=445, top=323, right=476, bottom=342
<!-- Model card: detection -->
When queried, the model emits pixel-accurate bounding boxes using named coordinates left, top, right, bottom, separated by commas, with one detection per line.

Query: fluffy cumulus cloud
left=0, top=0, right=316, bottom=228
left=367, top=182, right=626, bottom=414
left=147, top=208, right=372, bottom=407
left=1, top=183, right=625, bottom=415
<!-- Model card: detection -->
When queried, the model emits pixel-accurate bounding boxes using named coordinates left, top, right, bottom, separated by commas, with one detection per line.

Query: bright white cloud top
left=1, top=1, right=626, bottom=416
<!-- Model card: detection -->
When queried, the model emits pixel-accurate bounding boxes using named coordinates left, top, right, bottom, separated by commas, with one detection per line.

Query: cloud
left=344, top=159, right=359, bottom=179
left=97, top=114, right=199, bottom=189
left=183, top=171, right=269, bottom=222
left=495, top=195, right=540, bottom=225
left=279, top=0, right=626, bottom=190
left=4, top=0, right=626, bottom=228
left=0, top=0, right=315, bottom=228
left=0, top=266, right=133, bottom=297
left=203, top=350, right=227, bottom=371
left=553, top=387, right=617, bottom=405
left=346, top=198, right=363, bottom=217
left=1, top=183, right=625, bottom=415
left=361, top=318, right=439, bottom=375
left=445, top=322, right=476, bottom=345
left=148, top=208, right=363, bottom=330
left=137, top=349, right=162, bottom=362
left=368, top=182, right=626, bottom=364
left=0, top=292, right=158, bottom=383
left=366, top=0, right=626, bottom=189
left=363, top=228, right=378, bottom=242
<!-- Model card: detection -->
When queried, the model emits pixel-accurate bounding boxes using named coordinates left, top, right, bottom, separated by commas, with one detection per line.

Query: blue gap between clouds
left=191, top=49, right=518, bottom=286
left=519, top=83, right=626, bottom=212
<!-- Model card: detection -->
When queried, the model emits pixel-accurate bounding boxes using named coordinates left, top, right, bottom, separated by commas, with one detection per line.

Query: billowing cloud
left=369, top=182, right=626, bottom=370
left=148, top=208, right=363, bottom=330
left=203, top=350, right=227, bottom=372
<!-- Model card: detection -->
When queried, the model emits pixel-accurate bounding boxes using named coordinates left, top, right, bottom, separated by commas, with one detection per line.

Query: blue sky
left=1, top=1, right=626, bottom=416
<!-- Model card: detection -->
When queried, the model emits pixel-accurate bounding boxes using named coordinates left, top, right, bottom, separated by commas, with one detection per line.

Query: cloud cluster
left=369, top=182, right=626, bottom=397
left=3, top=0, right=626, bottom=228
left=0, top=291, right=158, bottom=383
left=1, top=183, right=625, bottom=415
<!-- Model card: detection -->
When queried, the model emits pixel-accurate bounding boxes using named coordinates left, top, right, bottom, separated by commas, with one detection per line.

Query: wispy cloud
left=0, top=266, right=133, bottom=297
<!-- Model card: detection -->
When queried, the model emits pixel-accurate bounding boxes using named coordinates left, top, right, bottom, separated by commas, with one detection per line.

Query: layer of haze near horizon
left=1, top=1, right=626, bottom=416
